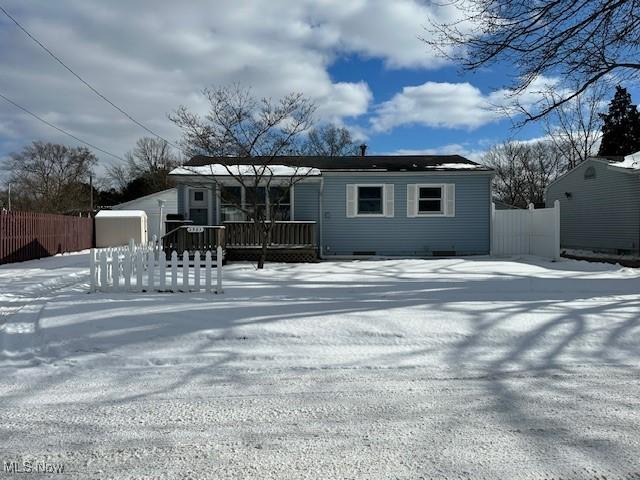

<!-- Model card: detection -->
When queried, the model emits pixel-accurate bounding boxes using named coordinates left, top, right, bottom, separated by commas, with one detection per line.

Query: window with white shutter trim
left=407, top=183, right=455, bottom=217
left=406, top=184, right=417, bottom=217
left=444, top=184, right=455, bottom=217
left=384, top=184, right=394, bottom=217
left=346, top=184, right=357, bottom=218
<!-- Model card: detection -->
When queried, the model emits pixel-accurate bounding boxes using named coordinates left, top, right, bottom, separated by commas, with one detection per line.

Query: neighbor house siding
left=112, top=188, right=178, bottom=240
left=321, top=173, right=492, bottom=256
left=546, top=159, right=640, bottom=255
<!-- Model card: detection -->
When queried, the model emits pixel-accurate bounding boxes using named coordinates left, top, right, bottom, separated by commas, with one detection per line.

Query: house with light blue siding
left=546, top=152, right=640, bottom=256
left=169, top=155, right=494, bottom=258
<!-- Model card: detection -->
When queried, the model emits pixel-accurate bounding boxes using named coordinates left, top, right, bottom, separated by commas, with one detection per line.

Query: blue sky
left=327, top=55, right=545, bottom=155
left=0, top=0, right=631, bottom=175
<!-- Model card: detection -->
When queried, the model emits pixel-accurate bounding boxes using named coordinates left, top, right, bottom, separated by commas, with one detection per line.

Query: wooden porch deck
left=161, top=221, right=317, bottom=262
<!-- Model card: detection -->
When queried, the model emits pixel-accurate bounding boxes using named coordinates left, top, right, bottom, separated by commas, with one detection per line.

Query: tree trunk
left=257, top=221, right=269, bottom=269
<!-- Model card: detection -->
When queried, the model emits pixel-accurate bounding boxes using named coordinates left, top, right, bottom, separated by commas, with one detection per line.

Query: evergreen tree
left=598, top=86, right=640, bottom=156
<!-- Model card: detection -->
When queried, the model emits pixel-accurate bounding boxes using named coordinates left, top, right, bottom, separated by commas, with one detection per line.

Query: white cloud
left=307, top=0, right=463, bottom=68
left=0, top=0, right=467, bottom=172
left=371, top=77, right=561, bottom=132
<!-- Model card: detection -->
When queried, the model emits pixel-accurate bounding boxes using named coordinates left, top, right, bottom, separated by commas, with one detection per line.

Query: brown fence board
left=0, top=211, right=93, bottom=265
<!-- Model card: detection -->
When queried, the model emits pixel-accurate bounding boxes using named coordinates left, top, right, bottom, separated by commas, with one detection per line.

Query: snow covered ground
left=1, top=253, right=639, bottom=479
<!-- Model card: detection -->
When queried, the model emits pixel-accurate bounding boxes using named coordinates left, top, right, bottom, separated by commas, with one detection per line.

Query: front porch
left=161, top=221, right=318, bottom=262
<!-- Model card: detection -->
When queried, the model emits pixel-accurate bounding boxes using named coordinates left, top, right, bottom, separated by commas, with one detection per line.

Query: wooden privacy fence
left=90, top=243, right=223, bottom=293
left=491, top=200, right=560, bottom=260
left=1, top=210, right=93, bottom=265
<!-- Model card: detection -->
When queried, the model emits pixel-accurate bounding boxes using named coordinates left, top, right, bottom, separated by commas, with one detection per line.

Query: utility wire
left=0, top=3, right=180, bottom=150
left=0, top=92, right=125, bottom=164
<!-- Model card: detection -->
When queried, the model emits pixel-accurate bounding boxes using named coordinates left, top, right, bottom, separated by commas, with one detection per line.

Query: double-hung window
left=407, top=184, right=455, bottom=217
left=358, top=186, right=383, bottom=215
left=418, top=186, right=443, bottom=214
left=346, top=184, right=394, bottom=218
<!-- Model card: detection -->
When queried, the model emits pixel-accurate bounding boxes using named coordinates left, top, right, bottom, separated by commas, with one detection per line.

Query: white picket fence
left=90, top=243, right=223, bottom=293
left=491, top=200, right=560, bottom=260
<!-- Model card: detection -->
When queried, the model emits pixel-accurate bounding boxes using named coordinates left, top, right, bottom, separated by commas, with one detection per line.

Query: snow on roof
left=170, top=164, right=321, bottom=177
left=613, top=151, right=640, bottom=170
left=96, top=209, right=147, bottom=218
left=430, top=163, right=484, bottom=170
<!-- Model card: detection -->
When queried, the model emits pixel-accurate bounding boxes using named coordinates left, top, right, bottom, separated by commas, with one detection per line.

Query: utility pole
left=89, top=173, right=93, bottom=213
left=7, top=183, right=11, bottom=211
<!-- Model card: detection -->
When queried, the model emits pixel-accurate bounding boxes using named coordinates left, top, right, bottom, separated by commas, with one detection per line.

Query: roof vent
left=359, top=143, right=367, bottom=157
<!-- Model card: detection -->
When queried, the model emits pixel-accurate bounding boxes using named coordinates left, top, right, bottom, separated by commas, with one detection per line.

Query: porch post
left=207, top=185, right=214, bottom=225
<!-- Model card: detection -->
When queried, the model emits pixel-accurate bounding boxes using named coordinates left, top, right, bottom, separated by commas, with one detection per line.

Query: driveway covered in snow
left=1, top=254, right=639, bottom=478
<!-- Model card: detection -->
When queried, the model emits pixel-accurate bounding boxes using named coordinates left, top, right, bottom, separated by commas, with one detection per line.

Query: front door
left=189, top=189, right=208, bottom=225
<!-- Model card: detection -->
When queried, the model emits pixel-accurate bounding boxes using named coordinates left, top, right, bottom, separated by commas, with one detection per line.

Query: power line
left=0, top=91, right=125, bottom=164
left=0, top=3, right=180, bottom=150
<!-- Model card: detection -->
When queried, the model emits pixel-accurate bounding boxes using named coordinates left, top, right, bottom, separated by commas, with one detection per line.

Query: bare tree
left=484, top=140, right=562, bottom=208
left=2, top=141, right=96, bottom=213
left=170, top=85, right=316, bottom=269
left=543, top=83, right=606, bottom=170
left=484, top=142, right=529, bottom=207
left=424, top=0, right=640, bottom=122
left=108, top=137, right=179, bottom=195
left=305, top=124, right=358, bottom=156
left=521, top=141, right=563, bottom=206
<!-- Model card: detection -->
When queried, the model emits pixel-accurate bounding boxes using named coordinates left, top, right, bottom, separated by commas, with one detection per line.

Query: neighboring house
left=111, top=188, right=177, bottom=240
left=169, top=155, right=494, bottom=257
left=546, top=152, right=640, bottom=256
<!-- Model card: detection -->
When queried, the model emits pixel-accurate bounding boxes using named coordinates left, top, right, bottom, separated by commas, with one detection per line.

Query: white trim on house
left=407, top=183, right=455, bottom=217
left=171, top=164, right=321, bottom=177
left=207, top=187, right=214, bottom=225
left=215, top=183, right=221, bottom=224
left=323, top=170, right=492, bottom=177
left=183, top=186, right=189, bottom=220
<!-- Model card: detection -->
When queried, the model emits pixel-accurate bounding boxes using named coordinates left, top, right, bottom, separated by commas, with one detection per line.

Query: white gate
left=90, top=243, right=223, bottom=293
left=491, top=200, right=560, bottom=260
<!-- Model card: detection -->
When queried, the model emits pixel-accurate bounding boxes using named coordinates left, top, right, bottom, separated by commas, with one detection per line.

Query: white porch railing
left=89, top=243, right=223, bottom=293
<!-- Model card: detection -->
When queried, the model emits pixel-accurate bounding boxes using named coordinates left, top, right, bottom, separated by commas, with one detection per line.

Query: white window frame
left=415, top=184, right=445, bottom=216
left=346, top=184, right=394, bottom=218
left=407, top=183, right=455, bottom=218
left=356, top=184, right=385, bottom=217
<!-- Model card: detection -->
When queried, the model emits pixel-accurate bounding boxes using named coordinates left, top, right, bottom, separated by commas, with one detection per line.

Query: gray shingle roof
left=185, top=154, right=491, bottom=172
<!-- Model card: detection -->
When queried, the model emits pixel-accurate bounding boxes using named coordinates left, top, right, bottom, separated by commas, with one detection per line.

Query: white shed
left=95, top=210, right=148, bottom=247
left=111, top=188, right=177, bottom=240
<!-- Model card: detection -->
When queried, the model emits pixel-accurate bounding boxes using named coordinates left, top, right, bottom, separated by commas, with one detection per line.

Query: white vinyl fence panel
left=491, top=200, right=560, bottom=260
left=90, top=243, right=223, bottom=293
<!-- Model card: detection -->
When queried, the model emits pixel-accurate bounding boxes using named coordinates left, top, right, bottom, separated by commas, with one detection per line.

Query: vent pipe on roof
left=359, top=143, right=367, bottom=157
